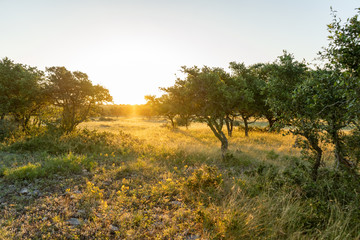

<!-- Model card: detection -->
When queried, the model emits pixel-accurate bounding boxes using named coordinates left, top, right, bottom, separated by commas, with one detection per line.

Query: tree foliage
left=45, top=67, right=112, bottom=132
left=0, top=57, right=46, bottom=131
left=322, top=8, right=360, bottom=124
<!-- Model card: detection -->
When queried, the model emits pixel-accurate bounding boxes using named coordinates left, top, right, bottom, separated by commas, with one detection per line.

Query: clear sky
left=0, top=0, right=358, bottom=104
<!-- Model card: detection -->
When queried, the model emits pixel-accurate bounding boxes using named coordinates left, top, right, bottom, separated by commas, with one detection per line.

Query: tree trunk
left=206, top=118, right=229, bottom=159
left=331, top=130, right=353, bottom=170
left=309, top=140, right=323, bottom=181
left=221, top=133, right=229, bottom=159
left=267, top=118, right=275, bottom=130
left=242, top=116, right=249, bottom=137
left=302, top=130, right=323, bottom=181
left=225, top=116, right=233, bottom=137
left=264, top=113, right=276, bottom=131
left=169, top=117, right=176, bottom=129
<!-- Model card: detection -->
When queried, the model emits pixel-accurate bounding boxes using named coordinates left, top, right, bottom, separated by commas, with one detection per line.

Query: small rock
left=42, top=217, right=48, bottom=221
left=186, top=234, right=201, bottom=240
left=77, top=210, right=86, bottom=215
left=75, top=210, right=86, bottom=217
left=70, top=195, right=76, bottom=199
left=110, top=225, right=119, bottom=232
left=68, top=218, right=81, bottom=226
left=171, top=201, right=183, bottom=206
left=32, top=190, right=40, bottom=196
left=19, top=188, right=29, bottom=194
left=73, top=190, right=81, bottom=194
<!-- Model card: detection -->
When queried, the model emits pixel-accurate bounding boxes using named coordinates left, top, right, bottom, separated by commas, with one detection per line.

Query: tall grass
left=0, top=117, right=357, bottom=239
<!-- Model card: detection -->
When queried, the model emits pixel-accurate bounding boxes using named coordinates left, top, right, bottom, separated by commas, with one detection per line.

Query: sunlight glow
left=1, top=1, right=359, bottom=104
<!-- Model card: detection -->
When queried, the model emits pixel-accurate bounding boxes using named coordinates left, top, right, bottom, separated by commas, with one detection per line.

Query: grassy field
left=0, top=117, right=359, bottom=239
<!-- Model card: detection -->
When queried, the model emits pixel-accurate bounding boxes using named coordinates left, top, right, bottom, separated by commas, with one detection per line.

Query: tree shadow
left=174, top=129, right=209, bottom=145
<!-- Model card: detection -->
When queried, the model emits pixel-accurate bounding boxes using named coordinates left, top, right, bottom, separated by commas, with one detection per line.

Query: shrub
left=3, top=153, right=94, bottom=180
left=5, top=132, right=62, bottom=154
left=185, top=165, right=223, bottom=192
left=4, top=128, right=139, bottom=156
left=4, top=163, right=44, bottom=180
left=0, top=165, right=6, bottom=177
left=0, top=119, right=20, bottom=141
left=183, top=165, right=224, bottom=206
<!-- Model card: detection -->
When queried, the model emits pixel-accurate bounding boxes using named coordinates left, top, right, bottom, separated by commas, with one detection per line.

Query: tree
left=322, top=8, right=360, bottom=125
left=266, top=51, right=308, bottom=124
left=145, top=94, right=178, bottom=129
left=173, top=66, right=235, bottom=158
left=265, top=53, right=330, bottom=179
left=250, top=63, right=278, bottom=129
left=320, top=8, right=360, bottom=171
left=307, top=69, right=354, bottom=171
left=280, top=70, right=326, bottom=181
left=45, top=67, right=112, bottom=132
left=160, top=79, right=193, bottom=129
left=0, top=57, right=46, bottom=131
left=230, top=62, right=265, bottom=137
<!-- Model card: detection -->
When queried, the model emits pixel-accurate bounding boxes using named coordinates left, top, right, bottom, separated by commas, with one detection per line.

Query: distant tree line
left=0, top=62, right=112, bottom=135
left=100, top=104, right=153, bottom=118
left=146, top=9, right=360, bottom=179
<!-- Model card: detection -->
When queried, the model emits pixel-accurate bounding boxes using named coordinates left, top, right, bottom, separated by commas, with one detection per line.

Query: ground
left=0, top=117, right=359, bottom=239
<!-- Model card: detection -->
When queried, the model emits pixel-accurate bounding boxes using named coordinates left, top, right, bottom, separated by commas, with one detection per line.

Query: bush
left=0, top=119, right=20, bottom=141
left=183, top=165, right=224, bottom=206
left=5, top=132, right=62, bottom=153
left=3, top=153, right=95, bottom=181
left=4, top=163, right=44, bottom=180
left=4, top=128, right=138, bottom=156
left=185, top=165, right=223, bottom=192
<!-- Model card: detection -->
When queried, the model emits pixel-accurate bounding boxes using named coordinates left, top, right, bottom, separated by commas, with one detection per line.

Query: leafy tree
left=283, top=71, right=326, bottom=180
left=265, top=53, right=328, bottom=179
left=266, top=51, right=308, bottom=123
left=167, top=66, right=235, bottom=158
left=274, top=66, right=356, bottom=179
left=324, top=8, right=360, bottom=75
left=145, top=94, right=178, bottom=129
left=320, top=8, right=360, bottom=171
left=0, top=57, right=46, bottom=131
left=45, top=67, right=112, bottom=132
left=323, top=8, right=360, bottom=125
left=250, top=63, right=278, bottom=129
left=230, top=62, right=264, bottom=137
left=307, top=69, right=354, bottom=171
left=160, top=79, right=193, bottom=129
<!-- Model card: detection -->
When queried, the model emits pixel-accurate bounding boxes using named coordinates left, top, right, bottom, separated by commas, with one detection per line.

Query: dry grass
left=81, top=117, right=301, bottom=165
left=0, top=117, right=358, bottom=239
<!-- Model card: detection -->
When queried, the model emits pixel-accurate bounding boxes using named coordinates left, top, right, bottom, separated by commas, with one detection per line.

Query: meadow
left=0, top=117, right=359, bottom=239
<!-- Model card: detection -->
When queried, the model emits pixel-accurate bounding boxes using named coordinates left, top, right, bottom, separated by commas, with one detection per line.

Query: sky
left=0, top=0, right=359, bottom=104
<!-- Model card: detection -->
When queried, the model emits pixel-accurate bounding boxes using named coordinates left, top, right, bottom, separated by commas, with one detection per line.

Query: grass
left=0, top=117, right=359, bottom=239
